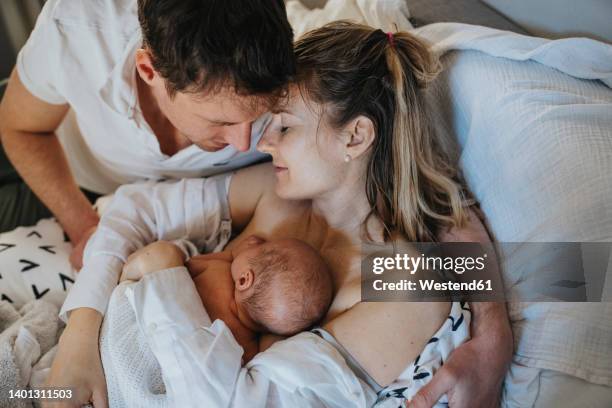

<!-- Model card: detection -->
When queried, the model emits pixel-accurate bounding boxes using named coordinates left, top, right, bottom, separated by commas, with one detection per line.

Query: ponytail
left=381, top=31, right=469, bottom=241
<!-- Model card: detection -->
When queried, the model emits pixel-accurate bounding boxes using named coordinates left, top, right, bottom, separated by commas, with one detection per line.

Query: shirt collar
left=98, top=29, right=143, bottom=119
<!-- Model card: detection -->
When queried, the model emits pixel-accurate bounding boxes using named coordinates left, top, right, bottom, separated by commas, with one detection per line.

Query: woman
left=215, top=21, right=510, bottom=403
left=48, top=22, right=512, bottom=407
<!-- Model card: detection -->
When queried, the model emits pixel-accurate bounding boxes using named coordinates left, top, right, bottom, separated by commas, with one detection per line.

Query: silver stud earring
left=344, top=154, right=351, bottom=163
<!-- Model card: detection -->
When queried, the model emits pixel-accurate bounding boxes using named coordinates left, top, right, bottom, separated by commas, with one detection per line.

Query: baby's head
left=230, top=235, right=332, bottom=336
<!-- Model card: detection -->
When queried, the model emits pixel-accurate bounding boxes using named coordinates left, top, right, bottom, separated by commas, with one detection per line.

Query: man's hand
left=409, top=303, right=513, bottom=408
left=69, top=225, right=98, bottom=271
left=44, top=308, right=107, bottom=408
left=120, top=241, right=185, bottom=282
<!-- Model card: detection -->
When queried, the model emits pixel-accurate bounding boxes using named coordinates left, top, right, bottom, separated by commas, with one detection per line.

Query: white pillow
left=426, top=44, right=612, bottom=386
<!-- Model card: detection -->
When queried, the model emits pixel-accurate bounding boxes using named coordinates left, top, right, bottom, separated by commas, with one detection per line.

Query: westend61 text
left=372, top=279, right=493, bottom=291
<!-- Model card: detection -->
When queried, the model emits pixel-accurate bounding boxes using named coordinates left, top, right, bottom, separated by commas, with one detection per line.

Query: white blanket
left=286, top=0, right=413, bottom=36
left=413, top=22, right=612, bottom=88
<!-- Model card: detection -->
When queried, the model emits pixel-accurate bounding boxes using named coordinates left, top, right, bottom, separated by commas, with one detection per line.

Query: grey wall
left=298, top=0, right=611, bottom=42
left=297, top=0, right=526, bottom=33
left=0, top=9, right=15, bottom=81
left=0, top=0, right=45, bottom=81
left=483, top=0, right=612, bottom=43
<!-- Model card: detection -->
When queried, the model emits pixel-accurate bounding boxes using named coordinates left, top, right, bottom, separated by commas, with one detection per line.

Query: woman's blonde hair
left=294, top=21, right=472, bottom=242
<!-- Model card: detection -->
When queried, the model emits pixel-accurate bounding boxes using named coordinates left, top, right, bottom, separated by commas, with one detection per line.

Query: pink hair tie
left=387, top=32, right=395, bottom=47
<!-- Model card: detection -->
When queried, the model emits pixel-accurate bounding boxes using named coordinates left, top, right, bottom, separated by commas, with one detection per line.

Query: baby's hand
left=120, top=241, right=186, bottom=282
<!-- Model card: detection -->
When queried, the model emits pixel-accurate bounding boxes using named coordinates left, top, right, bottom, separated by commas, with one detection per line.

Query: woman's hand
left=43, top=308, right=107, bottom=408
left=409, top=302, right=513, bottom=408
left=120, top=241, right=185, bottom=282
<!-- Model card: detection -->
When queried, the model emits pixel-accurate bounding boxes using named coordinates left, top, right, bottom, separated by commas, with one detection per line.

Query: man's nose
left=226, top=122, right=252, bottom=152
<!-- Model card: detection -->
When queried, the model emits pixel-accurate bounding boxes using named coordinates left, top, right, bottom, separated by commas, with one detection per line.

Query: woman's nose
left=256, top=115, right=281, bottom=154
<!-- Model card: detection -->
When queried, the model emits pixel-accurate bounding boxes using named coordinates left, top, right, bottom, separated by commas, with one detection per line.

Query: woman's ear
left=235, top=268, right=255, bottom=292
left=345, top=115, right=375, bottom=160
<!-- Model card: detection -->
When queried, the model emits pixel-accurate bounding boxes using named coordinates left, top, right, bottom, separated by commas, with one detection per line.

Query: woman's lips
left=274, top=165, right=287, bottom=173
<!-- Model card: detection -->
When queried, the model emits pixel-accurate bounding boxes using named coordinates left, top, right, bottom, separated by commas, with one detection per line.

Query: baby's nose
left=246, top=235, right=265, bottom=245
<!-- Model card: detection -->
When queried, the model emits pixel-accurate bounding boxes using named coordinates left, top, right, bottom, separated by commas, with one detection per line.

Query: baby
left=120, top=235, right=333, bottom=362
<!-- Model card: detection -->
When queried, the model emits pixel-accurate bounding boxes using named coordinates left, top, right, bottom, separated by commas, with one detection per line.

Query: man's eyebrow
left=271, top=107, right=291, bottom=114
left=210, top=119, right=239, bottom=126
left=197, top=114, right=239, bottom=125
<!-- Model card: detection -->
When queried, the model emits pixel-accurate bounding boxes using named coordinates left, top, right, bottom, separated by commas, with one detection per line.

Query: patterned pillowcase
left=0, top=218, right=74, bottom=308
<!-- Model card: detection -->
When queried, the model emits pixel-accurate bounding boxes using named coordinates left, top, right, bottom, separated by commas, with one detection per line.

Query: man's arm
left=410, top=302, right=512, bottom=408
left=411, top=209, right=513, bottom=407
left=0, top=69, right=99, bottom=246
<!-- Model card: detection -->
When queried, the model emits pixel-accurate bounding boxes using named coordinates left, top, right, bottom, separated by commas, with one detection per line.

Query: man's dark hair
left=138, top=0, right=295, bottom=99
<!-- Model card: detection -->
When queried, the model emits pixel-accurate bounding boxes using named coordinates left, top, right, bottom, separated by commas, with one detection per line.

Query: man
left=0, top=0, right=294, bottom=264
left=0, top=0, right=294, bottom=406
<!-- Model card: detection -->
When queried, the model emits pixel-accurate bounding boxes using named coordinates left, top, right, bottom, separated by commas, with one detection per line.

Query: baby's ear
left=236, top=268, right=255, bottom=291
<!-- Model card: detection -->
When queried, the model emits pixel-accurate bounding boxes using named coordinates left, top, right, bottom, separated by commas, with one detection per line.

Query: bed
left=1, top=1, right=611, bottom=407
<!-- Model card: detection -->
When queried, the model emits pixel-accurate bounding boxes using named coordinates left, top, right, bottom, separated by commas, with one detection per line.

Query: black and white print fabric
left=374, top=302, right=471, bottom=408
left=0, top=218, right=75, bottom=309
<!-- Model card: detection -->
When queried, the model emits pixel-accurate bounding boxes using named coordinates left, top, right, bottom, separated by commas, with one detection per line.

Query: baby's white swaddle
left=100, top=282, right=169, bottom=408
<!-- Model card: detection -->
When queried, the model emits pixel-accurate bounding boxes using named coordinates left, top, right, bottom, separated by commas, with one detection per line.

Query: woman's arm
left=127, top=267, right=374, bottom=407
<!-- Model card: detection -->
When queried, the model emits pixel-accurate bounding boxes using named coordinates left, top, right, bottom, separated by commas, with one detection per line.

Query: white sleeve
left=60, top=177, right=225, bottom=320
left=15, top=0, right=67, bottom=105
left=127, top=267, right=374, bottom=408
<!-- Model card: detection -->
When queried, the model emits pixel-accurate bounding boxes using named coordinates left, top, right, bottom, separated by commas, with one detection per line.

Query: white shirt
left=17, top=0, right=268, bottom=194
left=59, top=174, right=232, bottom=319
left=121, top=266, right=377, bottom=408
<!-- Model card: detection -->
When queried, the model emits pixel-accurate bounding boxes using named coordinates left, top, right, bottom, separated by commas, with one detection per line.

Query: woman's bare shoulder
left=228, top=162, right=276, bottom=229
left=438, top=206, right=491, bottom=243
left=231, top=161, right=276, bottom=194
left=228, top=161, right=309, bottom=233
